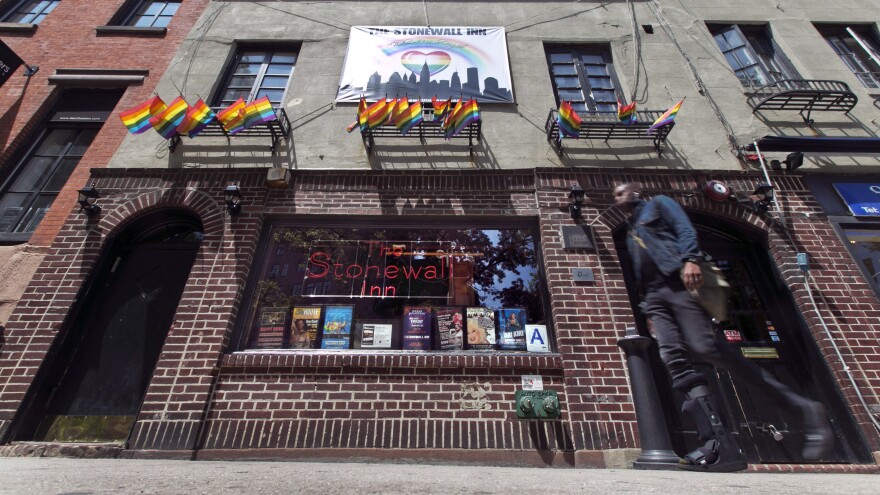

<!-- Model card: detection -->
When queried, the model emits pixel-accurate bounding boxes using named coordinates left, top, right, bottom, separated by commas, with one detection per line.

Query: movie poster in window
left=436, top=307, right=464, bottom=350
left=320, top=305, right=354, bottom=349
left=252, top=307, right=287, bottom=349
left=291, top=306, right=321, bottom=349
left=497, top=308, right=527, bottom=351
left=465, top=307, right=496, bottom=351
left=402, top=306, right=433, bottom=350
left=354, top=320, right=395, bottom=349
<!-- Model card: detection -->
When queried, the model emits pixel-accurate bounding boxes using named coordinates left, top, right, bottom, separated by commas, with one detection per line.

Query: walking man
left=613, top=183, right=833, bottom=472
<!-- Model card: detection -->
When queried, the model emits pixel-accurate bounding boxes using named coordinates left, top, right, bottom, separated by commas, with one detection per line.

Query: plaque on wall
left=561, top=225, right=594, bottom=249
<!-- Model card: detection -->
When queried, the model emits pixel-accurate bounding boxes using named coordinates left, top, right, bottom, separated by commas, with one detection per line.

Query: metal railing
left=544, top=109, right=675, bottom=155
left=747, top=79, right=858, bottom=125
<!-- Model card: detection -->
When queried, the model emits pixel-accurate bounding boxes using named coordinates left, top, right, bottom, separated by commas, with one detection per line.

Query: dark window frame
left=815, top=24, right=880, bottom=88
left=0, top=0, right=59, bottom=25
left=111, top=0, right=180, bottom=28
left=545, top=44, right=625, bottom=114
left=708, top=23, right=800, bottom=88
left=0, top=89, right=121, bottom=243
left=213, top=44, right=299, bottom=109
left=0, top=124, right=99, bottom=241
left=230, top=216, right=554, bottom=353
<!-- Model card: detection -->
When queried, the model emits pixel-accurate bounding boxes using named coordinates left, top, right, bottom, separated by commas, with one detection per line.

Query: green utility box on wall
left=515, top=390, right=560, bottom=419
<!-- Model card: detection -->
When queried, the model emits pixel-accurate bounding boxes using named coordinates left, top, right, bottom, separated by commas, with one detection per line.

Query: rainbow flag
left=442, top=99, right=462, bottom=133
left=177, top=99, right=216, bottom=138
left=432, top=96, right=452, bottom=122
left=346, top=95, right=368, bottom=133
left=149, top=96, right=189, bottom=139
left=392, top=97, right=409, bottom=130
left=242, top=96, right=277, bottom=129
left=647, top=98, right=684, bottom=135
left=386, top=98, right=401, bottom=125
left=557, top=101, right=581, bottom=140
left=617, top=100, right=637, bottom=125
left=397, top=99, right=424, bottom=136
left=446, top=99, right=479, bottom=139
left=119, top=96, right=166, bottom=134
left=366, top=98, right=393, bottom=129
left=217, top=98, right=247, bottom=135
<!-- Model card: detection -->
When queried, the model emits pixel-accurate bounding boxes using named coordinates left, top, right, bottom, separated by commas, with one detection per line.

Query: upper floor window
left=545, top=45, right=622, bottom=114
left=708, top=24, right=799, bottom=87
left=0, top=89, right=121, bottom=242
left=1, top=0, right=59, bottom=24
left=217, top=47, right=298, bottom=108
left=816, top=24, right=880, bottom=88
left=123, top=1, right=180, bottom=28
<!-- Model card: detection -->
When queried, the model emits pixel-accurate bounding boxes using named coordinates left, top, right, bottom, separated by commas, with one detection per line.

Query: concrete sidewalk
left=0, top=457, right=877, bottom=494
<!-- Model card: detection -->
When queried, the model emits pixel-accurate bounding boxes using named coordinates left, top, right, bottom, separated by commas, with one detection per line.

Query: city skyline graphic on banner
left=336, top=26, right=514, bottom=103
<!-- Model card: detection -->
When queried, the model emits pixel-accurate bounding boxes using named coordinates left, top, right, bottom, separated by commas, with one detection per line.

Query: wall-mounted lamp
left=751, top=183, right=774, bottom=214
left=77, top=184, right=101, bottom=217
left=568, top=184, right=585, bottom=219
left=224, top=184, right=242, bottom=215
left=770, top=152, right=804, bottom=172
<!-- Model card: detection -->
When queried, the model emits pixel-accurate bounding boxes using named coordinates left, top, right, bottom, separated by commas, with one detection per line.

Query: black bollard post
left=617, top=327, right=681, bottom=470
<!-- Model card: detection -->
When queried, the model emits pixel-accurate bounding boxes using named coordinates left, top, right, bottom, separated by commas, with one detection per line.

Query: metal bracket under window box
left=747, top=79, right=857, bottom=126
left=168, top=106, right=292, bottom=153
left=361, top=119, right=481, bottom=156
left=545, top=109, right=674, bottom=156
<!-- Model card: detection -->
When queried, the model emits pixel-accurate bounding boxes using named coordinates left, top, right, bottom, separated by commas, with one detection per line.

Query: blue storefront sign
left=833, top=183, right=880, bottom=216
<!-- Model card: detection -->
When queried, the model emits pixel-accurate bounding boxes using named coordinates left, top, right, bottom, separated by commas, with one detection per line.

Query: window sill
left=0, top=22, right=37, bottom=34
left=48, top=68, right=149, bottom=87
left=95, top=25, right=167, bottom=36
left=0, top=232, right=33, bottom=244
left=223, top=350, right=564, bottom=373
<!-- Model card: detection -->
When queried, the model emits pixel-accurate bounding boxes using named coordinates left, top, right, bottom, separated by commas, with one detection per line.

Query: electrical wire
left=625, top=0, right=641, bottom=103
left=423, top=0, right=430, bottom=27
left=168, top=2, right=227, bottom=97
left=646, top=0, right=741, bottom=159
left=505, top=1, right=609, bottom=33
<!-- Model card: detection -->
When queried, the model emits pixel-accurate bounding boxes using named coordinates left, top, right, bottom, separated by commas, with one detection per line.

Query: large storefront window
left=235, top=221, right=551, bottom=352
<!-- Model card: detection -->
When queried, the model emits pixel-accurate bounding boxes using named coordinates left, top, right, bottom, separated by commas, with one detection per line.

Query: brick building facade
left=0, top=0, right=210, bottom=318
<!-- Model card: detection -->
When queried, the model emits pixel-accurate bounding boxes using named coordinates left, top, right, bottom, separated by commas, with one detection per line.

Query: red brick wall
left=0, top=167, right=877, bottom=463
left=0, top=0, right=211, bottom=246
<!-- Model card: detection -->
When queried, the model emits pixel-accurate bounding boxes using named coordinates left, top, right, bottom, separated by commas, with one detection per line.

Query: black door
left=13, top=212, right=202, bottom=443
left=617, top=218, right=873, bottom=464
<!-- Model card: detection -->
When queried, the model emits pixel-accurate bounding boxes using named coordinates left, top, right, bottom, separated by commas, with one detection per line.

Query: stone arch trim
left=96, top=187, right=225, bottom=246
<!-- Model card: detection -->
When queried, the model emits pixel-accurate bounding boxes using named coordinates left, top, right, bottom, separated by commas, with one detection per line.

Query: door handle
left=767, top=424, right=784, bottom=441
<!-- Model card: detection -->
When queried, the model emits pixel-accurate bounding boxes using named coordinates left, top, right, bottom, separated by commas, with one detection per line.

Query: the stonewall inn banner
left=336, top=26, right=514, bottom=103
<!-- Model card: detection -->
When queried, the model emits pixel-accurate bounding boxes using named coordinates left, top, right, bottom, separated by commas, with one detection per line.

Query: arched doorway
left=11, top=209, right=203, bottom=443
left=615, top=212, right=873, bottom=464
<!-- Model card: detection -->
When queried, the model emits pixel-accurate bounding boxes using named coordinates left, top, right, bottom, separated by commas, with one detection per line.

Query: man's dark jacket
left=626, top=195, right=702, bottom=284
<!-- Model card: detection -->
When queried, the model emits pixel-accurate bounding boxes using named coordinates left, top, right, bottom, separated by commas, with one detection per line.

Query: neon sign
left=304, top=240, right=471, bottom=298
